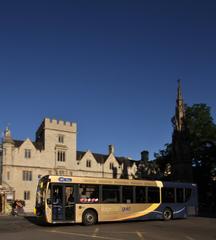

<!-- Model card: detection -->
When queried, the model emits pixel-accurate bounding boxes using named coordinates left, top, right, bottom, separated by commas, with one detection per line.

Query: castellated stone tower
left=36, top=118, right=77, bottom=171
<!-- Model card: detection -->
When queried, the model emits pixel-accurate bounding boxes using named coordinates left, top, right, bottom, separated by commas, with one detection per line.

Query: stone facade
left=0, top=118, right=139, bottom=212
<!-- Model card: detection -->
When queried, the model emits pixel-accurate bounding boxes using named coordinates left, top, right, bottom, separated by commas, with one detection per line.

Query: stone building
left=0, top=118, right=141, bottom=212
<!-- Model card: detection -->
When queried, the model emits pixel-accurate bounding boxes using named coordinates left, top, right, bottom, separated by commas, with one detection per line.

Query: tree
left=185, top=104, right=216, bottom=167
left=154, top=143, right=172, bottom=180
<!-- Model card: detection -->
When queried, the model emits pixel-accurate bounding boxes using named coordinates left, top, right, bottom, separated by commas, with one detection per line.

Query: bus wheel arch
left=162, top=207, right=173, bottom=221
left=82, top=208, right=98, bottom=225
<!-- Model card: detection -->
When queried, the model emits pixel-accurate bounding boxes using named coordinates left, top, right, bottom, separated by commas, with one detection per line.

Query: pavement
left=0, top=215, right=216, bottom=240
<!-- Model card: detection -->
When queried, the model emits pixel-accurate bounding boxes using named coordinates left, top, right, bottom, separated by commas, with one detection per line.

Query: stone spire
left=175, top=80, right=185, bottom=131
left=171, top=80, right=193, bottom=182
left=3, top=127, right=14, bottom=144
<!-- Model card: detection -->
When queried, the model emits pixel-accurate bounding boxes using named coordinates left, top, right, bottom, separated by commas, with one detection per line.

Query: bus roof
left=41, top=175, right=196, bottom=188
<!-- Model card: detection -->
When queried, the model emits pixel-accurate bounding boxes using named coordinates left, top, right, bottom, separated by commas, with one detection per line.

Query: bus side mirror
left=47, top=198, right=52, bottom=205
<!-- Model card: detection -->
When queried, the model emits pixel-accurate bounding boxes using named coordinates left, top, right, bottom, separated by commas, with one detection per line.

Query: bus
left=35, top=175, right=198, bottom=225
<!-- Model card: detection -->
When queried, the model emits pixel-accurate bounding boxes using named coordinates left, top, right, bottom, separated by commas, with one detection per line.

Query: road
left=0, top=216, right=216, bottom=240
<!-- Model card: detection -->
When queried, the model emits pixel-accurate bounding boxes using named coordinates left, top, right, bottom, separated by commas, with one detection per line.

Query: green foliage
left=185, top=104, right=216, bottom=183
left=154, top=143, right=172, bottom=179
left=185, top=104, right=216, bottom=150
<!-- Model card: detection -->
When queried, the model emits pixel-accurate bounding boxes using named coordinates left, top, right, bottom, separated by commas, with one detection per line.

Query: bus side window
left=79, top=184, right=99, bottom=203
left=102, top=185, right=120, bottom=203
left=185, top=188, right=192, bottom=202
left=135, top=187, right=146, bottom=203
left=176, top=188, right=184, bottom=203
left=162, top=188, right=175, bottom=203
left=122, top=186, right=134, bottom=203
left=147, top=187, right=160, bottom=203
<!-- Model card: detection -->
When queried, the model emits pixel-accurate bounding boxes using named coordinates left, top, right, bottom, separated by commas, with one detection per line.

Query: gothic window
left=23, top=171, right=32, bottom=181
left=7, top=171, right=10, bottom=180
left=58, top=135, right=64, bottom=143
left=86, top=160, right=91, bottom=168
left=24, top=191, right=30, bottom=200
left=57, top=151, right=66, bottom=162
left=110, top=163, right=114, bottom=170
left=25, top=149, right=31, bottom=159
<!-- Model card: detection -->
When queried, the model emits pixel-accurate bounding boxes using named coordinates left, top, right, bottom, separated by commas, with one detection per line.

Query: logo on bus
left=58, top=177, right=72, bottom=182
left=122, top=207, right=131, bottom=212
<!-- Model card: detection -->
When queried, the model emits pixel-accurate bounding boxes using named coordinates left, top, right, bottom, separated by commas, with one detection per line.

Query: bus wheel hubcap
left=87, top=214, right=93, bottom=222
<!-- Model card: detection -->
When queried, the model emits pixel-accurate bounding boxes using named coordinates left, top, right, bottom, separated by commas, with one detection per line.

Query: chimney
left=141, top=150, right=149, bottom=162
left=108, top=144, right=115, bottom=155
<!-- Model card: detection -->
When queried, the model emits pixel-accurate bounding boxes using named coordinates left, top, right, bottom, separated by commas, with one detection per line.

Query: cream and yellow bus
left=35, top=175, right=198, bottom=225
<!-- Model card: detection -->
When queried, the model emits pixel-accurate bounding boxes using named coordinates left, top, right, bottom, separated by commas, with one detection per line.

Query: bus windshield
left=36, top=176, right=49, bottom=209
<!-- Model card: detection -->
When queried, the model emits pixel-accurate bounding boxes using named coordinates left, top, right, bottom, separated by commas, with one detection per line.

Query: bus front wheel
left=82, top=209, right=97, bottom=226
left=162, top=208, right=173, bottom=221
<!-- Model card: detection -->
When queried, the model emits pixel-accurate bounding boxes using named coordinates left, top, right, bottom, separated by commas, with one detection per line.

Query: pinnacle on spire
left=177, top=79, right=183, bottom=100
left=3, top=126, right=14, bottom=144
left=175, top=80, right=185, bottom=131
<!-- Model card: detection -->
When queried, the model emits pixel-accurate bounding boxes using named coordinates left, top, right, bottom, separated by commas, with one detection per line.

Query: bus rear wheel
left=162, top=208, right=173, bottom=221
left=82, top=210, right=97, bottom=226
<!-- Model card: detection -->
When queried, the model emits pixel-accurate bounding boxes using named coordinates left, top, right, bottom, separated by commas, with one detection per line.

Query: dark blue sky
left=1, top=0, right=216, bottom=160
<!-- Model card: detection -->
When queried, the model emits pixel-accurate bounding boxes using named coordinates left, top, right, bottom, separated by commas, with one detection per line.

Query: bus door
left=51, top=184, right=75, bottom=222
left=65, top=185, right=75, bottom=221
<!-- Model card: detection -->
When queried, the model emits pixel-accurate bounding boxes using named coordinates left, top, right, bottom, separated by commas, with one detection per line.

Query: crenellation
left=51, top=119, right=57, bottom=124
left=58, top=120, right=64, bottom=125
left=43, top=118, right=76, bottom=133
left=65, top=121, right=70, bottom=126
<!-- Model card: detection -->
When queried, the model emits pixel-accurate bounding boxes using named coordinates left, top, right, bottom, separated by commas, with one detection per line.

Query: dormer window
left=58, top=135, right=64, bottom=143
left=25, top=149, right=31, bottom=159
left=86, top=160, right=91, bottom=168
left=110, top=163, right=114, bottom=170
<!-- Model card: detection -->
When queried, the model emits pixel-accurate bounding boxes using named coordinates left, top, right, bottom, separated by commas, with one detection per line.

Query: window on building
left=123, top=186, right=134, bottom=203
left=86, top=160, right=91, bottom=168
left=109, top=163, right=114, bottom=170
left=23, top=171, right=32, bottom=181
left=24, top=149, right=31, bottom=159
left=57, top=151, right=66, bottom=162
left=24, top=191, right=30, bottom=200
left=59, top=170, right=65, bottom=175
left=58, top=135, right=64, bottom=143
left=102, top=185, right=120, bottom=203
left=7, top=171, right=10, bottom=180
